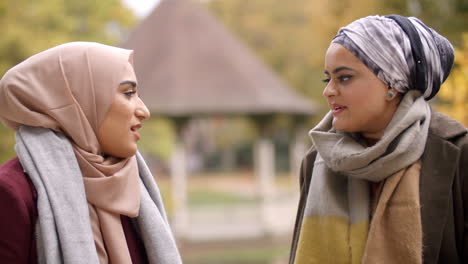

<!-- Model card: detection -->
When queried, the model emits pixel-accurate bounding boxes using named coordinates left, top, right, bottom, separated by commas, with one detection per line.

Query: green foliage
left=188, top=189, right=255, bottom=207
left=138, top=117, right=176, bottom=161
left=380, top=0, right=468, bottom=46
left=0, top=124, right=15, bottom=164
left=205, top=0, right=468, bottom=117
left=436, top=33, right=468, bottom=126
left=0, top=0, right=135, bottom=76
left=206, top=0, right=380, bottom=115
left=211, top=116, right=258, bottom=149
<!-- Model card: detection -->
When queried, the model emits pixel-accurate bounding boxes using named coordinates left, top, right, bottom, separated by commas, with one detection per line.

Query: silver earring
left=387, top=91, right=394, bottom=98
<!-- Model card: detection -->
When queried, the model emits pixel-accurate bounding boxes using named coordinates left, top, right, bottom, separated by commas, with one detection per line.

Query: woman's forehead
left=324, top=44, right=364, bottom=71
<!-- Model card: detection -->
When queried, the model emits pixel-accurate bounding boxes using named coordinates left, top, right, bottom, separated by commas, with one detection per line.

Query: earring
left=387, top=91, right=395, bottom=99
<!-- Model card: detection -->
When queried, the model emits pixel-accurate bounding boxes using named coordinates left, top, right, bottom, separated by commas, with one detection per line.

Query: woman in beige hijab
left=0, top=42, right=182, bottom=264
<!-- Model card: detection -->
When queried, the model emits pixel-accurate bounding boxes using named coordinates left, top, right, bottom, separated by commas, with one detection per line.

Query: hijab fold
left=0, top=42, right=159, bottom=263
left=15, top=126, right=182, bottom=264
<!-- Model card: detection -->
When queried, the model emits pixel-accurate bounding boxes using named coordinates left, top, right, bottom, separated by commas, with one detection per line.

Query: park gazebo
left=121, top=0, right=318, bottom=239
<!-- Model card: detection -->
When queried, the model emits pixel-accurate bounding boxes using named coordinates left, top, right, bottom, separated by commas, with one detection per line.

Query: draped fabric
left=294, top=91, right=430, bottom=263
left=15, top=126, right=182, bottom=264
left=0, top=42, right=143, bottom=263
left=332, top=15, right=454, bottom=100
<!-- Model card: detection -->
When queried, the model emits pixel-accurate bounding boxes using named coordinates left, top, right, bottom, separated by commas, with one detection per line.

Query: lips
left=130, top=124, right=142, bottom=140
left=331, top=103, right=347, bottom=115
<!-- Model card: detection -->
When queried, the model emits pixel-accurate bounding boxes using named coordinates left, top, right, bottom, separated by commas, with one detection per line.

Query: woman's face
left=323, top=43, right=398, bottom=139
left=97, top=80, right=150, bottom=158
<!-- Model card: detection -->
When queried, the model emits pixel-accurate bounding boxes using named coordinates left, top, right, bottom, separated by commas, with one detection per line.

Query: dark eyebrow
left=324, top=66, right=355, bottom=75
left=120, top=80, right=137, bottom=88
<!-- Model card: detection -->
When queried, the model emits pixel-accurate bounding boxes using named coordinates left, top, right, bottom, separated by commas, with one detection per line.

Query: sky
left=122, top=0, right=162, bottom=18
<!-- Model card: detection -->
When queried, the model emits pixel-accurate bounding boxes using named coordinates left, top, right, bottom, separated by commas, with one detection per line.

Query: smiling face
left=97, top=80, right=150, bottom=158
left=323, top=43, right=400, bottom=140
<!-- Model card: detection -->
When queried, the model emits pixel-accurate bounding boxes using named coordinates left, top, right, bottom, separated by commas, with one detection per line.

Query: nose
left=323, top=81, right=338, bottom=98
left=135, top=97, right=150, bottom=120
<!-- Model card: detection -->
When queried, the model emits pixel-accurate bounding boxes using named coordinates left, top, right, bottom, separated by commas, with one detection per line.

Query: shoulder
left=0, top=157, right=26, bottom=178
left=301, top=146, right=317, bottom=172
left=0, top=158, right=37, bottom=263
left=428, top=110, right=467, bottom=144
left=303, top=145, right=317, bottom=162
left=0, top=157, right=31, bottom=195
left=0, top=157, right=27, bottom=191
left=426, top=110, right=468, bottom=172
left=0, top=157, right=37, bottom=214
left=299, top=146, right=317, bottom=187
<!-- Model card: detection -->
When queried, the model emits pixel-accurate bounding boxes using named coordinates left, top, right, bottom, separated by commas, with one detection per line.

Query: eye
left=124, top=90, right=137, bottom=97
left=322, top=77, right=330, bottom=83
left=338, top=75, right=352, bottom=82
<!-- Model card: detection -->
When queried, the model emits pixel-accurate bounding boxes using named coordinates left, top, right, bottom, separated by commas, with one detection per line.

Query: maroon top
left=0, top=157, right=149, bottom=264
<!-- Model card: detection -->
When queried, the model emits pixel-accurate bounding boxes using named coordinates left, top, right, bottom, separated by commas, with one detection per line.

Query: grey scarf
left=297, top=91, right=430, bottom=260
left=310, top=90, right=430, bottom=181
left=15, top=126, right=182, bottom=264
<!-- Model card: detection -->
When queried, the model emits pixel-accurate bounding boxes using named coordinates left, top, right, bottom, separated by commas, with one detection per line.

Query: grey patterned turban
left=332, top=15, right=454, bottom=100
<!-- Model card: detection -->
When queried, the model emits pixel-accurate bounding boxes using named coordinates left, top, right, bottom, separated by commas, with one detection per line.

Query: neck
left=361, top=97, right=401, bottom=146
left=364, top=136, right=380, bottom=147
left=360, top=128, right=385, bottom=147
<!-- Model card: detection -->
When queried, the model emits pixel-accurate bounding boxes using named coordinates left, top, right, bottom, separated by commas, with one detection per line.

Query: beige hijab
left=0, top=42, right=141, bottom=263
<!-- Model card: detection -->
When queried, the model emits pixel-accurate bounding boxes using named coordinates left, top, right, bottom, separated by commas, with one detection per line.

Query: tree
left=206, top=0, right=468, bottom=119
left=206, top=0, right=380, bottom=111
left=437, top=33, right=468, bottom=126
left=381, top=0, right=468, bottom=46
left=0, top=0, right=135, bottom=75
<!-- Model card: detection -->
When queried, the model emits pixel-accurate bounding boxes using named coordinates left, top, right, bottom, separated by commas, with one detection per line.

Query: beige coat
left=289, top=110, right=468, bottom=264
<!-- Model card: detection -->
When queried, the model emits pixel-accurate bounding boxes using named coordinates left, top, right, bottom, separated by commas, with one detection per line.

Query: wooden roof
left=121, top=0, right=317, bottom=116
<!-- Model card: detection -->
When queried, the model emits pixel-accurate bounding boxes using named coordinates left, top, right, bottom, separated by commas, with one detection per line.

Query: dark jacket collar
left=429, top=109, right=467, bottom=140
left=290, top=110, right=467, bottom=264
left=419, top=110, right=466, bottom=263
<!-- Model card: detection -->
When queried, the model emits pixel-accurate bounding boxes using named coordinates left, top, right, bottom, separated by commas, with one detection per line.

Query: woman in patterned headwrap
left=0, top=42, right=182, bottom=264
left=289, top=15, right=468, bottom=264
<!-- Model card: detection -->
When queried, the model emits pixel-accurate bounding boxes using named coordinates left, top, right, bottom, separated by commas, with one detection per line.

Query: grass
left=153, top=172, right=295, bottom=264
left=154, top=176, right=257, bottom=214
left=154, top=170, right=297, bottom=213
left=183, top=243, right=290, bottom=264
left=188, top=189, right=255, bottom=206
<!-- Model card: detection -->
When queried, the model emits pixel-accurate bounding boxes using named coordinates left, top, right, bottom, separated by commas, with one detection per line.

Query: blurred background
left=0, top=0, right=467, bottom=263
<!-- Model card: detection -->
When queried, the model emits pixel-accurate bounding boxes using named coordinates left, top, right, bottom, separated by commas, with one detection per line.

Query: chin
left=123, top=149, right=138, bottom=158
left=332, top=119, right=346, bottom=131
left=114, top=147, right=138, bottom=159
left=332, top=120, right=357, bottom=133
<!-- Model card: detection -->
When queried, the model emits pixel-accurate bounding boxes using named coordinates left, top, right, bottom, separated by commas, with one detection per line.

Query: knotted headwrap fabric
left=332, top=15, right=454, bottom=100
left=0, top=42, right=141, bottom=263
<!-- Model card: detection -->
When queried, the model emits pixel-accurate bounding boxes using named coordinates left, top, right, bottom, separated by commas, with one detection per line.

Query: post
left=289, top=128, right=308, bottom=189
left=170, top=117, right=190, bottom=240
left=252, top=115, right=276, bottom=236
